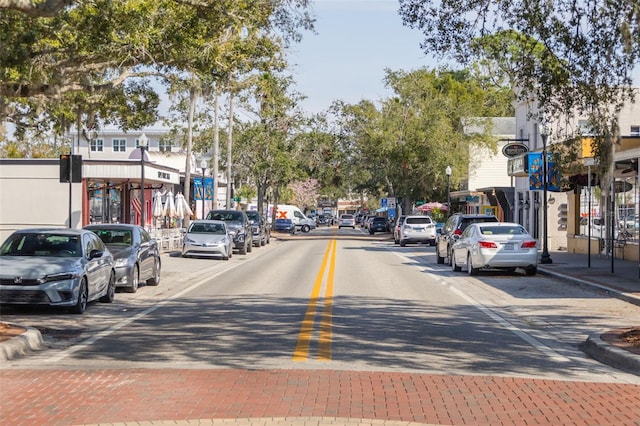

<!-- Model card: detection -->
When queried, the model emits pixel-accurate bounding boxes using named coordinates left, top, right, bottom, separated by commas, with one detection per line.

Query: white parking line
left=388, top=246, right=571, bottom=363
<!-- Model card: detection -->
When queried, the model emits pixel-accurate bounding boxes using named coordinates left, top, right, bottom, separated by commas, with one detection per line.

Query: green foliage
left=398, top=0, right=639, bottom=177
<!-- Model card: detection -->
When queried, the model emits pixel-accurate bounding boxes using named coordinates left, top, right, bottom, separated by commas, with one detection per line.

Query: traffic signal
left=59, top=155, right=82, bottom=183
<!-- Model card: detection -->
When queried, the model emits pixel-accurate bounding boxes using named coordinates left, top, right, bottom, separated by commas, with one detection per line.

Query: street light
left=200, top=159, right=207, bottom=220
left=139, top=133, right=148, bottom=228
left=540, top=123, right=552, bottom=264
left=445, top=165, right=452, bottom=218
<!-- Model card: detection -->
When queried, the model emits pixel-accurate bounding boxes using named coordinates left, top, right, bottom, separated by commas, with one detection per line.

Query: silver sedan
left=182, top=220, right=233, bottom=260
left=0, top=228, right=116, bottom=314
left=451, top=222, right=538, bottom=276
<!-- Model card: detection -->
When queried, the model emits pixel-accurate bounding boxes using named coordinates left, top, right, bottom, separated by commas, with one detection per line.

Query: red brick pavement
left=1, top=369, right=640, bottom=425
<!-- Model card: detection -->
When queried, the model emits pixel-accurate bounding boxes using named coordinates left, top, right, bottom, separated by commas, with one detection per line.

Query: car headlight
left=40, top=272, right=79, bottom=283
left=115, top=258, right=129, bottom=268
left=184, top=237, right=195, bottom=244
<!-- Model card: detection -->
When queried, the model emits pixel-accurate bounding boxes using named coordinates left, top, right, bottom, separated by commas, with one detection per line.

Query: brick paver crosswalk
left=1, top=368, right=639, bottom=425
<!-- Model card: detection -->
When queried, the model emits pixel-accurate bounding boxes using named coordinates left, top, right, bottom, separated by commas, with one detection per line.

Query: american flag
left=131, top=197, right=142, bottom=217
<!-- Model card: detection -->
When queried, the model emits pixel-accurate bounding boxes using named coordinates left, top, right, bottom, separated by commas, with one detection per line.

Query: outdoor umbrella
left=417, top=202, right=448, bottom=212
left=152, top=191, right=164, bottom=228
left=163, top=191, right=176, bottom=227
left=175, top=192, right=193, bottom=226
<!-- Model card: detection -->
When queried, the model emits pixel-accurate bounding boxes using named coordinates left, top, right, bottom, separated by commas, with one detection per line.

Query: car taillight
left=478, top=241, right=498, bottom=249
left=521, top=241, right=537, bottom=248
left=454, top=229, right=462, bottom=235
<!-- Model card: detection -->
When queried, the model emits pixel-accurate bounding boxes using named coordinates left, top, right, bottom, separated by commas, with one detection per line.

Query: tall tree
left=1, top=0, right=314, bottom=140
left=398, top=0, right=639, bottom=178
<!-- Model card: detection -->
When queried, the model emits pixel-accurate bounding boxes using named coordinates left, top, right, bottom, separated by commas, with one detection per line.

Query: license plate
left=503, top=243, right=514, bottom=250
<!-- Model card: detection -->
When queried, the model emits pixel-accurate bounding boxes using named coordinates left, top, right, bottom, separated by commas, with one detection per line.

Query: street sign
left=387, top=197, right=396, bottom=208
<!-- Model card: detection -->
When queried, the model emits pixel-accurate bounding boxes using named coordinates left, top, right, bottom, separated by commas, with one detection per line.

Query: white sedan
left=450, top=222, right=538, bottom=276
left=182, top=220, right=233, bottom=260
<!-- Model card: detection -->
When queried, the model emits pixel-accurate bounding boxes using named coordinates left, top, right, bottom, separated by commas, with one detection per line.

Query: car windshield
left=479, top=226, right=527, bottom=235
left=245, top=212, right=260, bottom=222
left=207, top=211, right=242, bottom=222
left=188, top=223, right=225, bottom=234
left=0, top=233, right=81, bottom=257
left=406, top=217, right=431, bottom=224
left=373, top=218, right=386, bottom=223
left=91, top=229, right=132, bottom=246
left=341, top=215, right=354, bottom=219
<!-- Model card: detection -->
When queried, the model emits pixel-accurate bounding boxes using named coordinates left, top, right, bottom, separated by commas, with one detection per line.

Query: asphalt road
left=2, top=227, right=640, bottom=384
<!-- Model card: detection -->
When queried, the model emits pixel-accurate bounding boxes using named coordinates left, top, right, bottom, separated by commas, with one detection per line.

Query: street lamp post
left=139, top=133, right=148, bottom=228
left=540, top=123, right=552, bottom=264
left=445, top=165, right=452, bottom=218
left=200, top=159, right=207, bottom=220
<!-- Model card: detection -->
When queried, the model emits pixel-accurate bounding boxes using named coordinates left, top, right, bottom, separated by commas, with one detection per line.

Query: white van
left=272, top=204, right=316, bottom=232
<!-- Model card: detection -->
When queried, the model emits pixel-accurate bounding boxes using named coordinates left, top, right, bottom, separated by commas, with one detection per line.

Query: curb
left=0, top=326, right=44, bottom=362
left=581, top=333, right=640, bottom=375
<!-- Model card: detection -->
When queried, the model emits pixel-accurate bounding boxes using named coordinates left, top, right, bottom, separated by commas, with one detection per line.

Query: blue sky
left=287, top=0, right=434, bottom=114
left=288, top=0, right=640, bottom=115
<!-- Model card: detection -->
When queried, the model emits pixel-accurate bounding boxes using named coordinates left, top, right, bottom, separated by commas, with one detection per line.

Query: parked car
left=245, top=210, right=270, bottom=247
left=393, top=215, right=407, bottom=244
left=436, top=213, right=499, bottom=265
left=450, top=222, right=538, bottom=276
left=181, top=220, right=233, bottom=260
left=338, top=214, right=356, bottom=229
left=398, top=215, right=437, bottom=246
left=369, top=216, right=390, bottom=234
left=316, top=214, right=331, bottom=227
left=273, top=218, right=296, bottom=234
left=0, top=228, right=116, bottom=314
left=84, top=224, right=161, bottom=293
left=205, top=209, right=253, bottom=254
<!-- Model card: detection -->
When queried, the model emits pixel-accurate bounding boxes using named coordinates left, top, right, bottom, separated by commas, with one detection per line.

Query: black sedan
left=369, top=217, right=390, bottom=234
left=84, top=224, right=161, bottom=293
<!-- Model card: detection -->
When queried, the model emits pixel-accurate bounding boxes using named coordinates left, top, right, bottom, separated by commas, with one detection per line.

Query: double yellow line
left=293, top=239, right=337, bottom=361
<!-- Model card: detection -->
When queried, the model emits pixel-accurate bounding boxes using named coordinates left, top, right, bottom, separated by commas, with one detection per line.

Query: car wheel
left=147, top=258, right=161, bottom=286
left=451, top=252, right=461, bottom=272
left=128, top=265, right=139, bottom=293
left=400, top=239, right=406, bottom=247
left=467, top=254, right=478, bottom=276
left=526, top=266, right=537, bottom=276
left=100, top=271, right=116, bottom=303
left=70, top=279, right=88, bottom=314
left=302, top=224, right=310, bottom=233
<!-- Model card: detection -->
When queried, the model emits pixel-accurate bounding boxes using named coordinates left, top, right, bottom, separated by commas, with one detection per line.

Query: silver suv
left=436, top=213, right=499, bottom=265
left=398, top=215, right=437, bottom=246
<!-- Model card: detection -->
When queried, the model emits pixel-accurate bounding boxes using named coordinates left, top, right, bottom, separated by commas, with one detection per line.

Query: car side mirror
left=88, top=249, right=103, bottom=260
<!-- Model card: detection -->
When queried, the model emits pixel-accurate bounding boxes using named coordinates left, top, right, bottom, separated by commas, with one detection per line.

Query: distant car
left=206, top=209, right=253, bottom=254
left=393, top=215, right=407, bottom=244
left=450, top=222, right=538, bottom=276
left=369, top=216, right=390, bottom=234
left=398, top=215, right=437, bottom=246
left=181, top=220, right=233, bottom=260
left=338, top=214, right=356, bottom=229
left=84, top=224, right=161, bottom=293
left=245, top=210, right=270, bottom=247
left=436, top=213, right=499, bottom=265
left=274, top=218, right=296, bottom=234
left=0, top=228, right=116, bottom=314
left=316, top=214, right=331, bottom=227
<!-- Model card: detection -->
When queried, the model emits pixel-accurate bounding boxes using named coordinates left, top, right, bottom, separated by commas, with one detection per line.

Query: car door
left=137, top=227, right=155, bottom=280
left=452, top=225, right=475, bottom=265
left=83, top=233, right=111, bottom=300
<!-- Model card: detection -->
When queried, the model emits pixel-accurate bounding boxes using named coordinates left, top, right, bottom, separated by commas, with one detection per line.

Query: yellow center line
left=292, top=239, right=336, bottom=361
left=318, top=239, right=336, bottom=361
